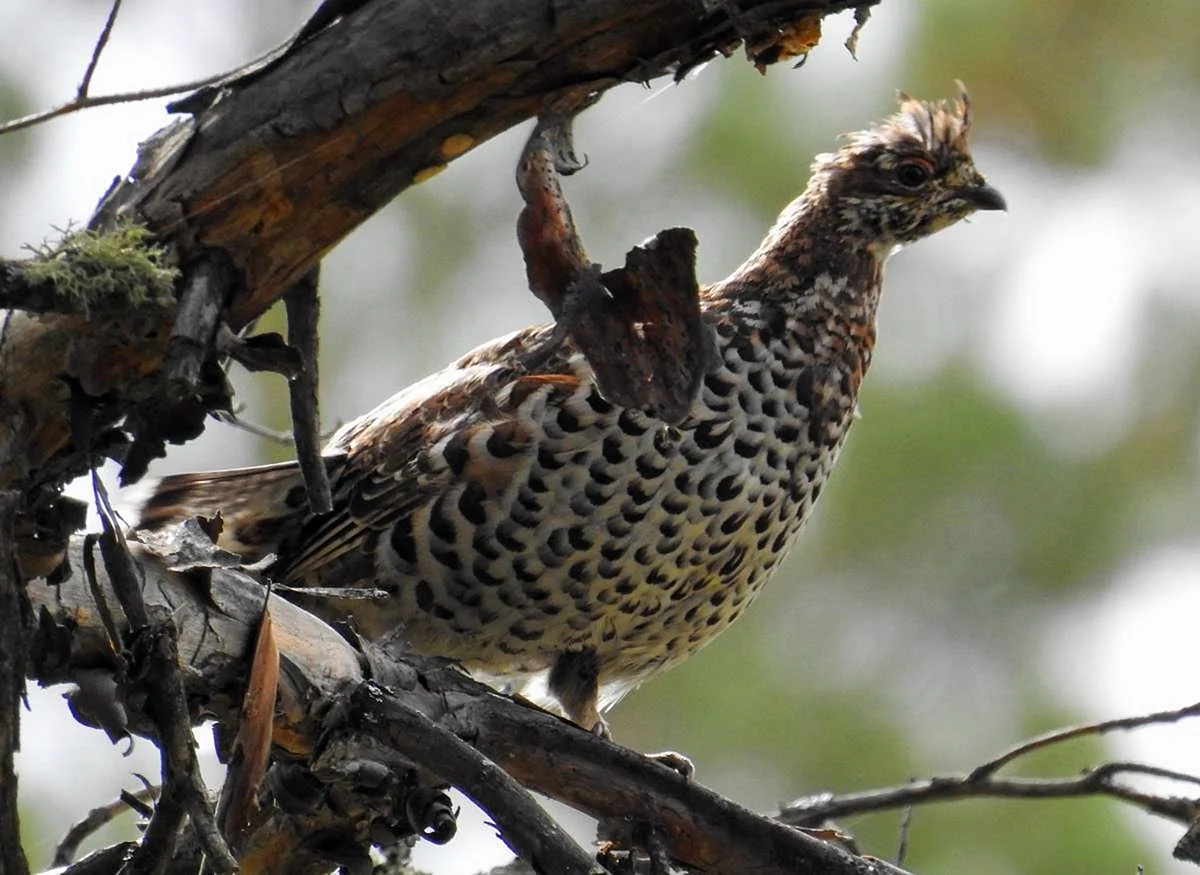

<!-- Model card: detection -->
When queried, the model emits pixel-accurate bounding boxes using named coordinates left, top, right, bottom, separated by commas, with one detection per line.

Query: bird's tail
left=138, top=461, right=310, bottom=562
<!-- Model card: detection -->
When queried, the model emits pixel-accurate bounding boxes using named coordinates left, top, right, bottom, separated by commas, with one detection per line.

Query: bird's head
left=808, top=84, right=1005, bottom=250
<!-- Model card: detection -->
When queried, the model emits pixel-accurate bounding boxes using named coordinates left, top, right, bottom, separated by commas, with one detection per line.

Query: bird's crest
left=835, top=82, right=974, bottom=169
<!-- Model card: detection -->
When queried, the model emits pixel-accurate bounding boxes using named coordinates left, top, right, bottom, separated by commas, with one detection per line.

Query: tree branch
left=284, top=268, right=333, bottom=514
left=0, top=76, right=227, bottom=137
left=967, top=701, right=1200, bottom=780
left=0, top=491, right=31, bottom=875
left=77, top=0, right=124, bottom=100
left=26, top=535, right=912, bottom=875
left=778, top=710, right=1200, bottom=833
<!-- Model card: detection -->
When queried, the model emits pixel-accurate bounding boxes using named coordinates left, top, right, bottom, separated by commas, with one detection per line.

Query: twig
left=895, top=805, right=912, bottom=868
left=78, top=0, right=124, bottom=100
left=350, top=683, right=606, bottom=875
left=776, top=700, right=1200, bottom=833
left=284, top=267, right=333, bottom=514
left=779, top=761, right=1200, bottom=830
left=92, top=473, right=238, bottom=873
left=968, top=700, right=1200, bottom=780
left=271, top=583, right=388, bottom=600
left=214, top=406, right=345, bottom=446
left=213, top=408, right=295, bottom=446
left=0, top=75, right=229, bottom=137
left=53, top=783, right=159, bottom=866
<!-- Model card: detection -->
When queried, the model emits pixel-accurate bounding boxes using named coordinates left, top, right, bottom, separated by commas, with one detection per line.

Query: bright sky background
left=5, top=2, right=1200, bottom=873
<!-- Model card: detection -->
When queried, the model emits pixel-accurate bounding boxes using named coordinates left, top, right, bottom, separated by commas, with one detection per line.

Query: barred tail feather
left=138, top=461, right=309, bottom=561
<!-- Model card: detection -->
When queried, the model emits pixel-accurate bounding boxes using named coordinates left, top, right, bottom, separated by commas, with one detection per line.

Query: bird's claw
left=646, top=750, right=695, bottom=780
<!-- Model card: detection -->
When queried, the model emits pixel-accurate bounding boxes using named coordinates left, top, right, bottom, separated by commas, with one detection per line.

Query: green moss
left=22, top=224, right=179, bottom=311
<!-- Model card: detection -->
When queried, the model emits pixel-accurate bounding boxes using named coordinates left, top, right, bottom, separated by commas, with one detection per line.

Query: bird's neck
left=709, top=190, right=888, bottom=336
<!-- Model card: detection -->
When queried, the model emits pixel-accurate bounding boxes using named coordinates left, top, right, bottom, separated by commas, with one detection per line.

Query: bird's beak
left=958, top=183, right=1007, bottom=211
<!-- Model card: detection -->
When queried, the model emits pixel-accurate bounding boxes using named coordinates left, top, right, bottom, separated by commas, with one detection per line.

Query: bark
left=0, top=492, right=31, bottom=875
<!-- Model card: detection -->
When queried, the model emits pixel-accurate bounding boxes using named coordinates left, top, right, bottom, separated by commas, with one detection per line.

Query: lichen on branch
left=14, top=224, right=178, bottom=314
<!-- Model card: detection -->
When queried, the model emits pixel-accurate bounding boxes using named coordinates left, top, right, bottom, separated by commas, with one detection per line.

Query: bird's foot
left=590, top=715, right=613, bottom=739
left=646, top=750, right=695, bottom=780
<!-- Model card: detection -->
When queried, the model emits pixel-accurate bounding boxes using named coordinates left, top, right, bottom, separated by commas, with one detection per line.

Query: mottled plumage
left=140, top=89, right=1004, bottom=730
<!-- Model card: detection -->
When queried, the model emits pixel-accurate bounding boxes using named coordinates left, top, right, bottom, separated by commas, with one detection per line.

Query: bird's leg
left=547, top=648, right=607, bottom=736
left=547, top=650, right=692, bottom=776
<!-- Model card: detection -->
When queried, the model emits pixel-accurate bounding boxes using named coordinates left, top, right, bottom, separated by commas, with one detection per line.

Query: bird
left=139, top=88, right=1004, bottom=733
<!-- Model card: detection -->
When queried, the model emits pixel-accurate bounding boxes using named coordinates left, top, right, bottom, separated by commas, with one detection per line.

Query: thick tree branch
left=91, top=0, right=861, bottom=327
left=26, top=536, right=910, bottom=875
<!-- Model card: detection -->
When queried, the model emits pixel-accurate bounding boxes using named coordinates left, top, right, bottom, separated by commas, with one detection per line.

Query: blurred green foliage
left=0, top=70, right=33, bottom=172
left=910, top=0, right=1200, bottom=165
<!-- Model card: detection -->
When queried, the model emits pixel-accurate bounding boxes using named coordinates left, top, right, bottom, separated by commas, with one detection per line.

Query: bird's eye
left=895, top=160, right=934, bottom=189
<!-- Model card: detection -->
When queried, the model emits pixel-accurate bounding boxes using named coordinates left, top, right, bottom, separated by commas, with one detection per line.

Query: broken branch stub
left=516, top=116, right=716, bottom=425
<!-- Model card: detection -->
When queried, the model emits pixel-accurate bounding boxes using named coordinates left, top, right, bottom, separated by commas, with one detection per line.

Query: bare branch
left=92, top=475, right=237, bottom=873
left=27, top=536, right=911, bottom=875
left=359, top=686, right=604, bottom=874
left=78, top=0, right=124, bottom=100
left=780, top=753, right=1200, bottom=830
left=213, top=409, right=298, bottom=446
left=54, top=783, right=159, bottom=867
left=968, top=700, right=1200, bottom=780
left=776, top=700, right=1200, bottom=836
left=0, top=75, right=228, bottom=137
left=284, top=268, right=333, bottom=514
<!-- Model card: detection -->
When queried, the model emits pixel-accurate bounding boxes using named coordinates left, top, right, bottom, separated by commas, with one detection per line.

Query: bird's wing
left=279, top=324, right=591, bottom=579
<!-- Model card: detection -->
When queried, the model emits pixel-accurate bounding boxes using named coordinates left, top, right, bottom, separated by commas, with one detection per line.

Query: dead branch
left=53, top=783, right=159, bottom=867
left=91, top=476, right=236, bottom=873
left=27, top=534, right=911, bottom=875
left=777, top=710, right=1200, bottom=834
left=283, top=268, right=333, bottom=514
left=0, top=76, right=228, bottom=137
left=967, top=701, right=1200, bottom=780
left=0, top=491, right=31, bottom=875
left=76, top=0, right=124, bottom=101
